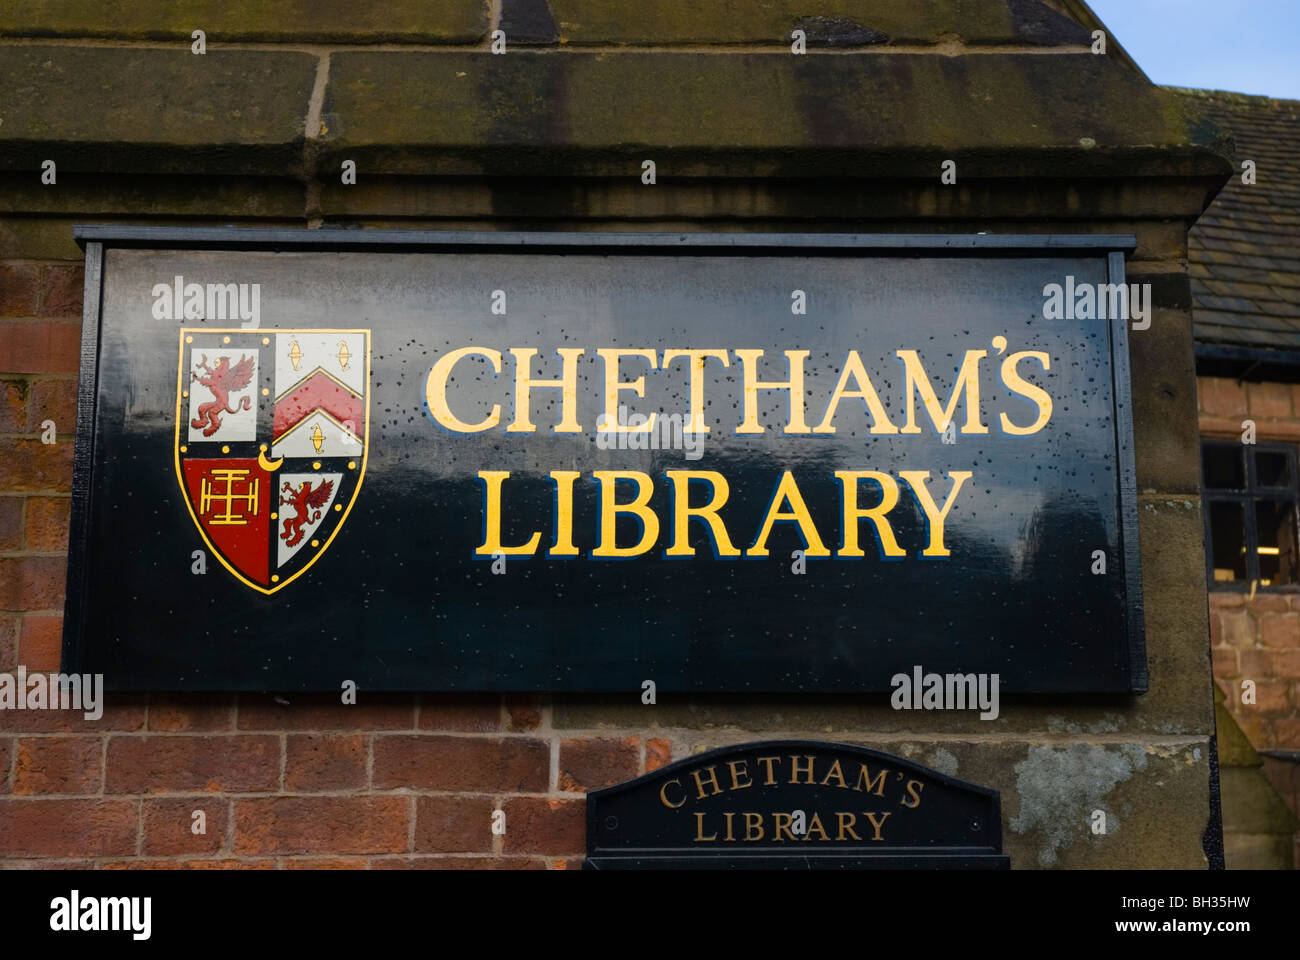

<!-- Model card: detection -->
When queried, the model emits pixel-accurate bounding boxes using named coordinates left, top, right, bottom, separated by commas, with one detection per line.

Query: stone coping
left=0, top=45, right=1233, bottom=181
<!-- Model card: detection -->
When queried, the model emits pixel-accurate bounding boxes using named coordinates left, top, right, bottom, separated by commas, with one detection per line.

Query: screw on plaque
left=604, top=816, right=619, bottom=831
left=970, top=819, right=982, bottom=832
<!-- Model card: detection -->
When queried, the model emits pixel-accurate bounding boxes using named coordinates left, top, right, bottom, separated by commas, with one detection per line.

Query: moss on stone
left=1214, top=682, right=1262, bottom=767
left=0, top=47, right=318, bottom=176
left=547, top=0, right=1088, bottom=46
left=319, top=51, right=1233, bottom=180
left=0, top=0, right=488, bottom=43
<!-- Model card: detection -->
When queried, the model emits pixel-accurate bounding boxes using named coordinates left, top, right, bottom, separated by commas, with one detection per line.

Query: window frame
left=1202, top=439, right=1300, bottom=590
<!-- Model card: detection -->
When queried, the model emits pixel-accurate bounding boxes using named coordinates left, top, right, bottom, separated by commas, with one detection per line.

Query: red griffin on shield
left=280, top=479, right=334, bottom=547
left=190, top=354, right=254, bottom=437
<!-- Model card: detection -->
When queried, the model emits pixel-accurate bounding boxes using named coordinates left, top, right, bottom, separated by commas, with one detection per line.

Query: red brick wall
left=0, top=260, right=79, bottom=680
left=1210, top=592, right=1300, bottom=748
left=0, top=260, right=681, bottom=867
left=1200, top=376, right=1300, bottom=759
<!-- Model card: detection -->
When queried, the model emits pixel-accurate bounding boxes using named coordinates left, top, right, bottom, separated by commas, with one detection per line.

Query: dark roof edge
left=1167, top=85, right=1300, bottom=110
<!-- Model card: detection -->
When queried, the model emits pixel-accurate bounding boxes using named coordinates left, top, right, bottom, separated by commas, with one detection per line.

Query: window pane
left=1254, top=500, right=1299, bottom=586
left=1209, top=500, right=1247, bottom=582
left=1255, top=450, right=1293, bottom=488
left=1203, top=444, right=1244, bottom=490
left=1209, top=500, right=1248, bottom=582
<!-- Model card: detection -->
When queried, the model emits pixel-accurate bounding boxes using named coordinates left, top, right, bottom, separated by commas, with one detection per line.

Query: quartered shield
left=174, top=329, right=370, bottom=593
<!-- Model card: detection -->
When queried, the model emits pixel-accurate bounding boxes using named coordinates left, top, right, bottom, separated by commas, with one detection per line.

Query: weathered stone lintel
left=0, top=46, right=319, bottom=177
left=317, top=51, right=1233, bottom=178
left=0, top=0, right=1094, bottom=48
left=0, top=46, right=1233, bottom=184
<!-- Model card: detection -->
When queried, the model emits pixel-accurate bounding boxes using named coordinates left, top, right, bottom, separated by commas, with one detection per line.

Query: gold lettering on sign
left=596, top=348, right=658, bottom=436
left=864, top=811, right=891, bottom=841
left=805, top=812, right=830, bottom=841
left=662, top=349, right=729, bottom=433
left=475, top=471, right=541, bottom=556
left=836, top=812, right=861, bottom=841
left=813, top=350, right=899, bottom=435
left=790, top=755, right=815, bottom=785
left=506, top=347, right=584, bottom=434
left=425, top=347, right=502, bottom=433
left=773, top=813, right=796, bottom=841
left=657, top=754, right=931, bottom=848
left=735, top=349, right=811, bottom=435
left=820, top=759, right=848, bottom=789
left=854, top=764, right=888, bottom=797
left=659, top=778, right=686, bottom=809
left=692, top=765, right=723, bottom=800
left=728, top=759, right=752, bottom=791
left=694, top=812, right=718, bottom=842
left=833, top=471, right=906, bottom=558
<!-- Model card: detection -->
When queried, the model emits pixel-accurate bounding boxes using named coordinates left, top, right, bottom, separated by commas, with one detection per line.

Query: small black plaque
left=585, top=740, right=1009, bottom=869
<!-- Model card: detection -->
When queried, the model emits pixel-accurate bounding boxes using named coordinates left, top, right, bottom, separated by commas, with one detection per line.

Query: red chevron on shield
left=175, top=328, right=370, bottom=594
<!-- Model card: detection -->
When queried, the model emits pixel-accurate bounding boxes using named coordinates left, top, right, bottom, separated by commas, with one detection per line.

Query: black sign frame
left=64, top=226, right=1145, bottom=693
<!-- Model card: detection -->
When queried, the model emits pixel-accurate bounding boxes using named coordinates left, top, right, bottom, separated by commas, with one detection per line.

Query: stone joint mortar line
left=6, top=717, right=17, bottom=791
left=225, top=796, right=234, bottom=854
left=302, top=52, right=331, bottom=227
left=407, top=793, right=415, bottom=854
left=492, top=791, right=503, bottom=856
left=366, top=731, right=374, bottom=790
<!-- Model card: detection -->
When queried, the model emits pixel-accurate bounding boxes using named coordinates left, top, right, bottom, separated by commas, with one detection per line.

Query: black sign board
left=585, top=740, right=1008, bottom=869
left=65, top=227, right=1144, bottom=692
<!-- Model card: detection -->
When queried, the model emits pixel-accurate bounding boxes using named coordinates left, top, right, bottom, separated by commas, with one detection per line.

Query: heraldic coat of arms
left=175, top=329, right=370, bottom=593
